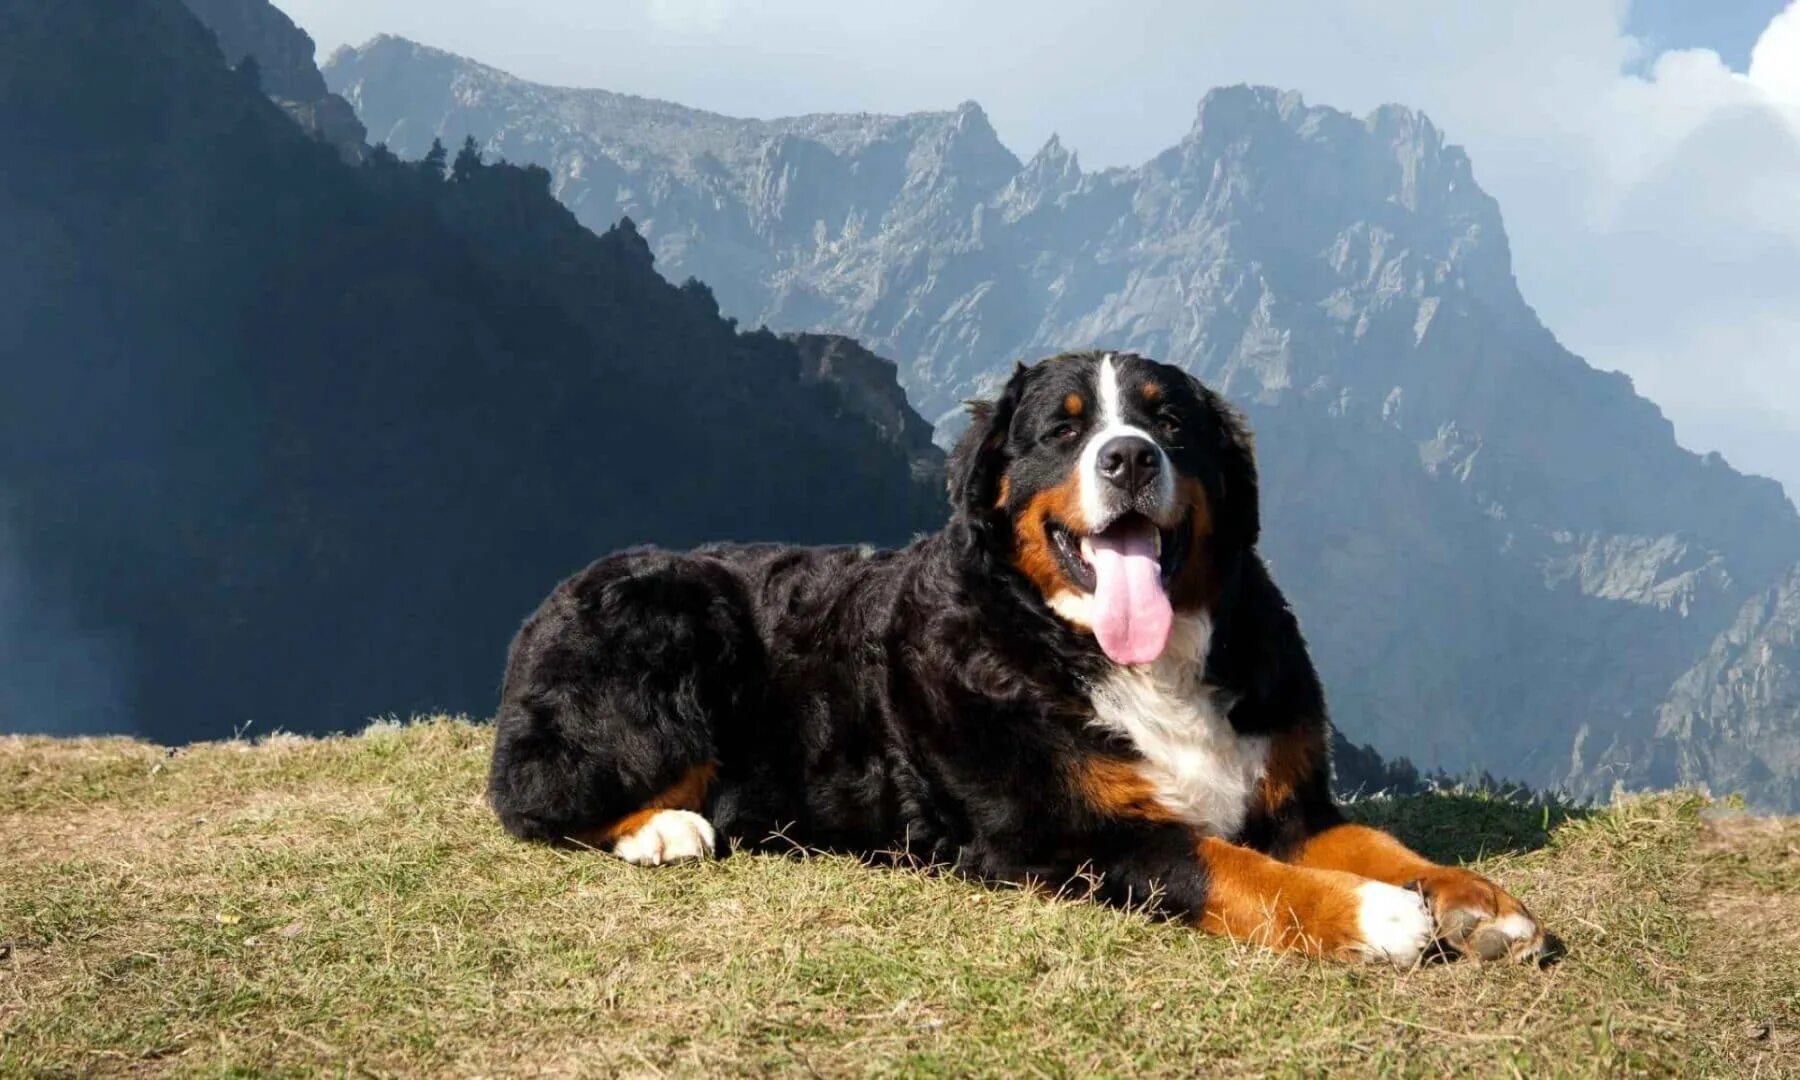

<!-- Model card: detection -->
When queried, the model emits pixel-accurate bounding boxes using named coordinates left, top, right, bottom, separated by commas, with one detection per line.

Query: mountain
left=0, top=0, right=944, bottom=744
left=181, top=0, right=367, bottom=161
left=1607, top=566, right=1800, bottom=810
left=788, top=332, right=943, bottom=481
left=325, top=38, right=1800, bottom=806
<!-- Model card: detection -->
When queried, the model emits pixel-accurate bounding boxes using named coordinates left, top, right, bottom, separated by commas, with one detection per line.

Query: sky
left=277, top=0, right=1800, bottom=502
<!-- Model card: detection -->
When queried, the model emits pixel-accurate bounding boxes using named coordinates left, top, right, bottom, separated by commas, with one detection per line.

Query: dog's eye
left=1044, top=422, right=1081, bottom=444
left=1157, top=412, right=1181, bottom=438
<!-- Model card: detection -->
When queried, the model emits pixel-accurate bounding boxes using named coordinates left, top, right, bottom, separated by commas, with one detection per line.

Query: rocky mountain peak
left=951, top=99, right=991, bottom=128
left=1025, top=133, right=1079, bottom=180
left=1172, top=86, right=1493, bottom=229
left=898, top=99, right=1020, bottom=199
left=181, top=0, right=325, bottom=101
left=1031, top=132, right=1072, bottom=164
left=609, top=215, right=655, bottom=266
left=180, top=0, right=366, bottom=162
left=789, top=333, right=945, bottom=480
left=1366, top=101, right=1442, bottom=145
left=1186, top=83, right=1305, bottom=135
left=1000, top=133, right=1084, bottom=215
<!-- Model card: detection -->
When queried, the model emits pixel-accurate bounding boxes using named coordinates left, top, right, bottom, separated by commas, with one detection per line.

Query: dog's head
left=949, top=350, right=1258, bottom=666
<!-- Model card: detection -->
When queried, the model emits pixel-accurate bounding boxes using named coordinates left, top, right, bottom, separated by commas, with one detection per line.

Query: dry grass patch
left=2, top=718, right=1795, bottom=1077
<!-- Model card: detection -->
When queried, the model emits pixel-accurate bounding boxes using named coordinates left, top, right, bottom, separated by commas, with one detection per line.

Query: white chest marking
left=1084, top=615, right=1270, bottom=837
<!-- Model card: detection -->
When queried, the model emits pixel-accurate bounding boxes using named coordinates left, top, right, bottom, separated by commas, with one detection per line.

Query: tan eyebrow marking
left=1141, top=383, right=1161, bottom=401
left=1064, top=393, right=1084, bottom=416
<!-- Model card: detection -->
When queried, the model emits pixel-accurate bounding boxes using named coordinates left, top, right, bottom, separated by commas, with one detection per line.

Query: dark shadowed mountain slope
left=0, top=0, right=941, bottom=743
left=327, top=39, right=1800, bottom=805
left=788, top=332, right=944, bottom=480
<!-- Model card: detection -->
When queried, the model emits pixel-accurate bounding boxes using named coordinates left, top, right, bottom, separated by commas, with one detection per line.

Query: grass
left=1, top=718, right=1795, bottom=1078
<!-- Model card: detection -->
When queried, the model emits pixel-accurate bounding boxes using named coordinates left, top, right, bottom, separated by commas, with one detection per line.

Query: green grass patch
left=2, top=718, right=1794, bottom=1077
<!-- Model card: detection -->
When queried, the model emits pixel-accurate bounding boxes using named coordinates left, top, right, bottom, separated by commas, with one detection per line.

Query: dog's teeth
left=1079, top=537, right=1094, bottom=563
left=1152, top=532, right=1162, bottom=557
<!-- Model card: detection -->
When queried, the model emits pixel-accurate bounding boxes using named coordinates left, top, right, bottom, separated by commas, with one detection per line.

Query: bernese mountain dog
left=488, top=350, right=1546, bottom=966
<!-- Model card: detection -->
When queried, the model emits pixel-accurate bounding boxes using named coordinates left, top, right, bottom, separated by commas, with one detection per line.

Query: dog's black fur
left=488, top=350, right=1349, bottom=920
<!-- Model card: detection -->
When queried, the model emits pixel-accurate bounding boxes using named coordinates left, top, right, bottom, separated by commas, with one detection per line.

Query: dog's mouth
left=1045, top=512, right=1189, bottom=593
left=1045, top=511, right=1190, bottom=665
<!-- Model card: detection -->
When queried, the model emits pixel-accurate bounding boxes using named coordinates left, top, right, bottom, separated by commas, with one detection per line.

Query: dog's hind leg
left=486, top=551, right=763, bottom=863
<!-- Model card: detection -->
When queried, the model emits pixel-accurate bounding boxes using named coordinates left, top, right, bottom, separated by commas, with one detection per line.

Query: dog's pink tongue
left=1087, top=527, right=1173, bottom=665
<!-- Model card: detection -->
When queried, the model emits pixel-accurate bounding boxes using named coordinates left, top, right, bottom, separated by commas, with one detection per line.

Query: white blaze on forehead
left=1077, top=353, right=1176, bottom=530
left=1097, top=352, right=1123, bottom=424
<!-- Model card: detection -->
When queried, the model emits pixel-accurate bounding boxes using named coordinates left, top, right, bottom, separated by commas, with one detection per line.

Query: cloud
left=1750, top=0, right=1800, bottom=105
left=278, top=0, right=1800, bottom=501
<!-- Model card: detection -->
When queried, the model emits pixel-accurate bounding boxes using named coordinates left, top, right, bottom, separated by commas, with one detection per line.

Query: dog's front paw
left=1410, top=868, right=1546, bottom=963
left=612, top=809, right=716, bottom=866
left=1345, top=880, right=1435, bottom=969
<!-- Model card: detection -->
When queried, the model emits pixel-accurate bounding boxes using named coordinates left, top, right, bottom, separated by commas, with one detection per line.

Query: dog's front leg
left=1290, top=823, right=1546, bottom=962
left=998, top=824, right=1433, bottom=966
left=1191, top=834, right=1435, bottom=967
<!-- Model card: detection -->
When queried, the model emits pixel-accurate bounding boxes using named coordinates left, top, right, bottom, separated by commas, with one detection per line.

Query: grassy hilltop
left=2, top=718, right=1795, bottom=1077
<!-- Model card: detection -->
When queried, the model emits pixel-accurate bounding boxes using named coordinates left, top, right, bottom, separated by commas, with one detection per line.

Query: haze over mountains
left=325, top=36, right=1800, bottom=808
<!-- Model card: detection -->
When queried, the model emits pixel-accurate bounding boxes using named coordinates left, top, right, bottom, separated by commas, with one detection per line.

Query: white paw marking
left=612, top=809, right=715, bottom=866
left=1352, top=881, right=1434, bottom=968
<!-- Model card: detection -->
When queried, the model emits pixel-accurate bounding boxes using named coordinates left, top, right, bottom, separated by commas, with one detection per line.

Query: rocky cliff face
left=181, top=0, right=366, bottom=162
left=326, top=38, right=1800, bottom=805
left=789, top=333, right=944, bottom=483
left=1575, top=566, right=1800, bottom=810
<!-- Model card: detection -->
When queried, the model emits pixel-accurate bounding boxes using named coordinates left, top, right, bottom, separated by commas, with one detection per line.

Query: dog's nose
left=1097, top=435, right=1160, bottom=494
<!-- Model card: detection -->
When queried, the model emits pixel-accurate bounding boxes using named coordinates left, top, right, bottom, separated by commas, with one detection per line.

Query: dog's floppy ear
left=1193, top=377, right=1260, bottom=550
left=948, top=362, right=1029, bottom=519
